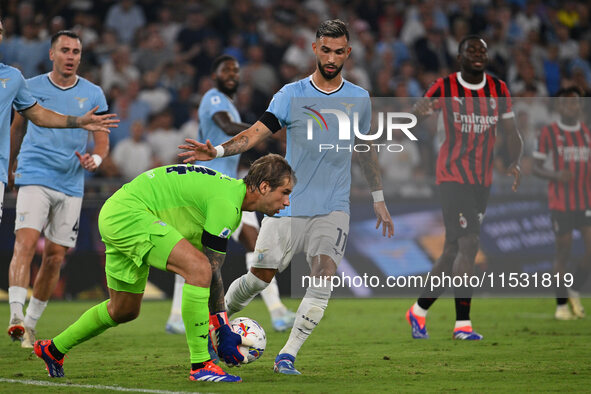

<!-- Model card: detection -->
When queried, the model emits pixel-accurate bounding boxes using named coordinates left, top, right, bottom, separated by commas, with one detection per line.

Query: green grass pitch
left=1, top=298, right=590, bottom=393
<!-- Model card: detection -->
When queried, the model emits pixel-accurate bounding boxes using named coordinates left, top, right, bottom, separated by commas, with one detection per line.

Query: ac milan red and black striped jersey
left=534, top=121, right=591, bottom=211
left=425, top=72, right=514, bottom=186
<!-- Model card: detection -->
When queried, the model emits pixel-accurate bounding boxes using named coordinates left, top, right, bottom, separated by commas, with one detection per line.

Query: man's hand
left=374, top=201, right=394, bottom=237
left=413, top=97, right=435, bottom=116
left=556, top=170, right=573, bottom=183
left=75, top=151, right=100, bottom=172
left=209, top=312, right=254, bottom=366
left=506, top=162, right=521, bottom=192
left=77, top=106, right=119, bottom=133
left=178, top=138, right=217, bottom=163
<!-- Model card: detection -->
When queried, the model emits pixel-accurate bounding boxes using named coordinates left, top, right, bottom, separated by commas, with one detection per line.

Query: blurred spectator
left=512, top=61, right=549, bottom=97
left=242, top=44, right=278, bottom=98
left=175, top=6, right=213, bottom=68
left=0, top=16, right=19, bottom=64
left=134, top=29, right=175, bottom=74
left=12, top=22, right=47, bottom=78
left=94, top=30, right=119, bottom=66
left=413, top=27, right=453, bottom=73
left=146, top=110, right=183, bottom=165
left=138, top=70, right=172, bottom=115
left=105, top=0, right=146, bottom=44
left=169, top=85, right=194, bottom=129
left=179, top=103, right=199, bottom=142
left=110, top=80, right=151, bottom=148
left=100, top=45, right=140, bottom=92
left=569, top=41, right=591, bottom=86
left=543, top=44, right=562, bottom=96
left=555, top=23, right=579, bottom=62
left=156, top=7, right=181, bottom=47
left=111, top=120, right=159, bottom=181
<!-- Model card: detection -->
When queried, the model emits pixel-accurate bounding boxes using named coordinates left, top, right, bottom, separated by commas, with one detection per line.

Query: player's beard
left=318, top=60, right=343, bottom=80
left=217, top=79, right=239, bottom=96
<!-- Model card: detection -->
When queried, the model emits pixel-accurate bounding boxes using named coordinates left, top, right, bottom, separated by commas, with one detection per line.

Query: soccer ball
left=230, top=317, right=266, bottom=363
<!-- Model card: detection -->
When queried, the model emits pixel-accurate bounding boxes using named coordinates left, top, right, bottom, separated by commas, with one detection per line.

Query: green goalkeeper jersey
left=109, top=164, right=245, bottom=253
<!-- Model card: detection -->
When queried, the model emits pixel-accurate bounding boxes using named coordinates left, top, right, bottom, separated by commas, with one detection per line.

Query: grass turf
left=1, top=298, right=590, bottom=393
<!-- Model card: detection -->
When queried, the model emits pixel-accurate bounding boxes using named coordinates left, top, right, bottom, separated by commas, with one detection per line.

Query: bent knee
left=111, top=308, right=140, bottom=323
left=458, top=234, right=480, bottom=255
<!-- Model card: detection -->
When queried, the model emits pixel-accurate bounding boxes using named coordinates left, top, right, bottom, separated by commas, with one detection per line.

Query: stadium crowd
left=1, top=0, right=590, bottom=186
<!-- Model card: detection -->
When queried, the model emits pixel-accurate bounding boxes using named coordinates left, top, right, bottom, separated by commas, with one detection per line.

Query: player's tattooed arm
left=204, top=248, right=227, bottom=313
left=355, top=139, right=395, bottom=238
left=221, top=121, right=272, bottom=156
left=355, top=140, right=383, bottom=191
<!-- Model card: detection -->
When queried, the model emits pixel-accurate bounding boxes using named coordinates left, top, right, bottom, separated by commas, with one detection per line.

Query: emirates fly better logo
left=303, top=102, right=418, bottom=152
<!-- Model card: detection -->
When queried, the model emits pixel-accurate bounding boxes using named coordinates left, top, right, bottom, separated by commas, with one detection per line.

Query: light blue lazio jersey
left=0, top=64, right=37, bottom=184
left=196, top=88, right=242, bottom=178
left=268, top=76, right=371, bottom=217
left=15, top=74, right=108, bottom=197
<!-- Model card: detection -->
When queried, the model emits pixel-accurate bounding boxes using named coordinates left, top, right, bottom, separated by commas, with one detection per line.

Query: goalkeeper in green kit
left=33, top=154, right=295, bottom=383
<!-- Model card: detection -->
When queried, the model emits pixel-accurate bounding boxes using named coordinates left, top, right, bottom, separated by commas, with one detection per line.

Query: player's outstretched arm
left=20, top=104, right=119, bottom=133
left=178, top=121, right=272, bottom=163
left=356, top=141, right=394, bottom=238
left=8, top=111, right=27, bottom=190
left=500, top=117, right=524, bottom=192
left=204, top=248, right=254, bottom=365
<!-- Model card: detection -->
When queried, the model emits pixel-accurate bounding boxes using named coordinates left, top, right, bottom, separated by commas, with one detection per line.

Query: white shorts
left=231, top=210, right=260, bottom=242
left=15, top=185, right=83, bottom=248
left=253, top=211, right=350, bottom=272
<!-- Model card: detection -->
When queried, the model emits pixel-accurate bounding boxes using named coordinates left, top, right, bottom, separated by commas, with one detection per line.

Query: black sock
left=556, top=298, right=568, bottom=306
left=48, top=341, right=64, bottom=360
left=417, top=297, right=437, bottom=310
left=455, top=298, right=471, bottom=321
left=191, top=362, right=206, bottom=370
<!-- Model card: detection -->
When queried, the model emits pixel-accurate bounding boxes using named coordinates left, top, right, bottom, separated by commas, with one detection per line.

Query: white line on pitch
left=0, top=378, right=202, bottom=393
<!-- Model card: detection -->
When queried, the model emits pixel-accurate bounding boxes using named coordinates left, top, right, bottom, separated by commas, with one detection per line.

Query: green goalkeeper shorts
left=99, top=193, right=184, bottom=293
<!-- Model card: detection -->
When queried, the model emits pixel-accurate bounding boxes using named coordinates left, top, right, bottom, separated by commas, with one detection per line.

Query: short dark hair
left=316, top=19, right=349, bottom=41
left=555, top=86, right=583, bottom=98
left=244, top=154, right=296, bottom=191
left=211, top=54, right=238, bottom=74
left=51, top=30, right=80, bottom=46
left=458, top=35, right=485, bottom=53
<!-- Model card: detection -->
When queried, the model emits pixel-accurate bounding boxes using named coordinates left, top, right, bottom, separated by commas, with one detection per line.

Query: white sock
left=455, top=320, right=472, bottom=330
left=225, top=271, right=269, bottom=317
left=244, top=252, right=286, bottom=317
left=279, top=283, right=331, bottom=358
left=23, top=296, right=48, bottom=329
left=8, top=286, right=27, bottom=321
left=412, top=302, right=428, bottom=317
left=168, top=274, right=185, bottom=322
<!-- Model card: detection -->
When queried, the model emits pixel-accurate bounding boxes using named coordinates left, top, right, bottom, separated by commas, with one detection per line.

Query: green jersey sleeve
left=201, top=197, right=243, bottom=254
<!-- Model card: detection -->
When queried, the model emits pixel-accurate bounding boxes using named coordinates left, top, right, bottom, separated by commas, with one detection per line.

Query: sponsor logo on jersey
left=0, top=78, right=9, bottom=88
left=219, top=227, right=231, bottom=238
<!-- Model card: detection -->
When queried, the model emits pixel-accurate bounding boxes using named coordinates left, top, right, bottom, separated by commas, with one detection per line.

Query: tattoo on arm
left=222, top=134, right=250, bottom=156
left=66, top=116, right=78, bottom=128
left=204, top=248, right=227, bottom=314
left=357, top=144, right=383, bottom=190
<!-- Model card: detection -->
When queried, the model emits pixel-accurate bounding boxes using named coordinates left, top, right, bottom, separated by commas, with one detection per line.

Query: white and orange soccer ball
left=230, top=317, right=266, bottom=363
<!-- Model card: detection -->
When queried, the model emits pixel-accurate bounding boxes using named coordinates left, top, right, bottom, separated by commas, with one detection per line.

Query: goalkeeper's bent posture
left=33, top=154, right=294, bottom=383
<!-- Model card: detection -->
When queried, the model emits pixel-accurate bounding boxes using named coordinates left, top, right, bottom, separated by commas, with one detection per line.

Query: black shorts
left=551, top=210, right=591, bottom=236
left=439, top=182, right=490, bottom=242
